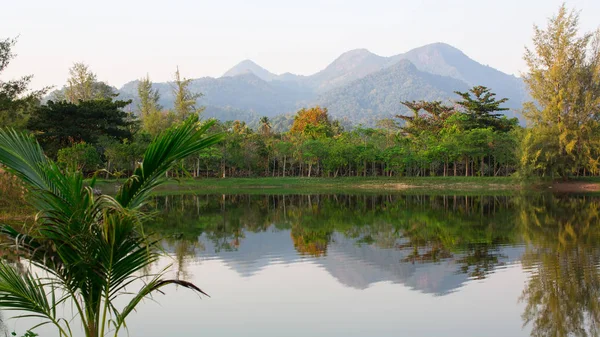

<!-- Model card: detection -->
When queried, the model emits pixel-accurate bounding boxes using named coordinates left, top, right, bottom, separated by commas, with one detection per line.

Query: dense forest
left=1, top=5, right=599, bottom=180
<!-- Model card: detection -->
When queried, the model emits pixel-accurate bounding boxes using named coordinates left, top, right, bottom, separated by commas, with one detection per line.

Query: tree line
left=1, top=4, right=599, bottom=180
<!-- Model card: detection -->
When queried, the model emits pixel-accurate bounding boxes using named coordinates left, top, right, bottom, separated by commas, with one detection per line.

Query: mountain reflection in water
left=147, top=193, right=600, bottom=337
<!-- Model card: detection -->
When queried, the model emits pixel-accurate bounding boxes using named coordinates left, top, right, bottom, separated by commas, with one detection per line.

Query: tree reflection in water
left=144, top=192, right=600, bottom=336
left=518, top=195, right=600, bottom=337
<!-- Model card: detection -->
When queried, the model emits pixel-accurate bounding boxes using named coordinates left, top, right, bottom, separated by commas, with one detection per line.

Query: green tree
left=137, top=74, right=162, bottom=119
left=172, top=67, right=203, bottom=121
left=398, top=100, right=455, bottom=137
left=454, top=86, right=514, bottom=131
left=0, top=115, right=223, bottom=337
left=259, top=116, right=272, bottom=136
left=60, top=63, right=117, bottom=103
left=0, top=37, right=49, bottom=129
left=521, top=5, right=600, bottom=178
left=27, top=99, right=134, bottom=157
left=56, top=142, right=102, bottom=173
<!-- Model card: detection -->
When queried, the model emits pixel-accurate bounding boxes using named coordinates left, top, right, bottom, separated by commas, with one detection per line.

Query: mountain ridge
left=115, top=42, right=527, bottom=127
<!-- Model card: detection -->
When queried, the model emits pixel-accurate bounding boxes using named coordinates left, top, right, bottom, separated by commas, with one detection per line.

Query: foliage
left=137, top=74, right=162, bottom=119
left=0, top=170, right=25, bottom=217
left=10, top=331, right=39, bottom=337
left=171, top=67, right=203, bottom=121
left=454, top=85, right=516, bottom=131
left=290, top=106, right=333, bottom=137
left=0, top=37, right=49, bottom=129
left=49, top=63, right=117, bottom=103
left=0, top=115, right=223, bottom=337
left=521, top=5, right=600, bottom=179
left=27, top=98, right=134, bottom=157
left=56, top=142, right=102, bottom=173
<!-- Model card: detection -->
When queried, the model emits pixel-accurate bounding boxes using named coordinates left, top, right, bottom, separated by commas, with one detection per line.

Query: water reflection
left=144, top=193, right=600, bottom=336
left=517, top=195, right=600, bottom=337
left=4, top=193, right=600, bottom=336
left=148, top=195, right=518, bottom=290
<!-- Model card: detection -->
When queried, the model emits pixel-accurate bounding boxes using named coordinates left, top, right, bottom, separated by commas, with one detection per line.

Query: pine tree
left=171, top=67, right=203, bottom=121
left=454, top=86, right=511, bottom=131
left=137, top=74, right=162, bottom=119
left=521, top=5, right=600, bottom=178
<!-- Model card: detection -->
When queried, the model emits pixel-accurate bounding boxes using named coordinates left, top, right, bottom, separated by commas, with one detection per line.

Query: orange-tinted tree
left=290, top=106, right=333, bottom=138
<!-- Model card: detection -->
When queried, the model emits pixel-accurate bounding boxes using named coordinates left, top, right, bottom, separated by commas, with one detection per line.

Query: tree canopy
left=520, top=5, right=600, bottom=178
left=0, top=37, right=49, bottom=129
left=27, top=99, right=134, bottom=157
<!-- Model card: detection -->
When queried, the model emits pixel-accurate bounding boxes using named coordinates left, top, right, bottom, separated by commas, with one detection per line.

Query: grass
left=570, top=176, right=600, bottom=183
left=93, top=176, right=528, bottom=195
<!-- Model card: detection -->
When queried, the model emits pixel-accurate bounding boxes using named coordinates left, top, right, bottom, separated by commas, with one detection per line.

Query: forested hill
left=315, top=60, right=470, bottom=124
left=117, top=42, right=527, bottom=127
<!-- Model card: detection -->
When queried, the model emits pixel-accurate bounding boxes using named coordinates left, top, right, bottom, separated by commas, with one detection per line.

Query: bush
left=57, top=142, right=102, bottom=173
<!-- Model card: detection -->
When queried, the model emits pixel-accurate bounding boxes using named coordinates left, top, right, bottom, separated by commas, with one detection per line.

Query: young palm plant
left=0, top=115, right=222, bottom=337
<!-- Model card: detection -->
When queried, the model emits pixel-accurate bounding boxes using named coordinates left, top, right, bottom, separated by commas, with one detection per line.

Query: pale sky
left=2, top=0, right=599, bottom=90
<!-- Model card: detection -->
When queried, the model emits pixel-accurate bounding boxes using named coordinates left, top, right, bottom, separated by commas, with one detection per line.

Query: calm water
left=3, top=193, right=600, bottom=336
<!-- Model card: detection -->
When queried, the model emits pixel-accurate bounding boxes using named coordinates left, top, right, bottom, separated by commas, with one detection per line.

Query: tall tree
left=137, top=74, right=162, bottom=118
left=0, top=37, right=49, bottom=129
left=398, top=100, right=455, bottom=137
left=521, top=5, right=600, bottom=178
left=60, top=63, right=116, bottom=103
left=172, top=67, right=202, bottom=121
left=454, top=86, right=513, bottom=131
left=259, top=116, right=272, bottom=136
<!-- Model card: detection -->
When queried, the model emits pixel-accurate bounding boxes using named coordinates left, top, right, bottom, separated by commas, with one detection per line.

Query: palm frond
left=0, top=263, right=69, bottom=335
left=0, top=116, right=222, bottom=337
left=113, top=268, right=208, bottom=334
left=0, top=128, right=89, bottom=229
left=116, top=115, right=223, bottom=209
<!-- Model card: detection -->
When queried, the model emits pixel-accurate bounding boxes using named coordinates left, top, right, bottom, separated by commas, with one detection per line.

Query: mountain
left=307, top=49, right=388, bottom=92
left=315, top=59, right=470, bottom=124
left=391, top=43, right=527, bottom=113
left=222, top=59, right=278, bottom=82
left=120, top=73, right=314, bottom=119
left=112, top=42, right=528, bottom=127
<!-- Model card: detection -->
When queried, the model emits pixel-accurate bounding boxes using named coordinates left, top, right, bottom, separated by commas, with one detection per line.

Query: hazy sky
left=2, top=0, right=599, bottom=90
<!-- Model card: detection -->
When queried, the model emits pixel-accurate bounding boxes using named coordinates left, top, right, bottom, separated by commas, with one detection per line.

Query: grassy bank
left=93, top=176, right=531, bottom=195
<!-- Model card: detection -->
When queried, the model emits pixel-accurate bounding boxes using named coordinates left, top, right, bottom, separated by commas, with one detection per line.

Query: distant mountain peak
left=223, top=59, right=277, bottom=81
left=338, top=48, right=375, bottom=57
left=408, top=42, right=468, bottom=60
left=311, top=48, right=388, bottom=91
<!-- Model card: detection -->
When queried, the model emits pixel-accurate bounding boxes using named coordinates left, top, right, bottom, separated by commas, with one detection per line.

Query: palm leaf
left=116, top=115, right=223, bottom=209
left=113, top=267, right=208, bottom=334
left=0, top=263, right=70, bottom=336
left=0, top=115, right=222, bottom=337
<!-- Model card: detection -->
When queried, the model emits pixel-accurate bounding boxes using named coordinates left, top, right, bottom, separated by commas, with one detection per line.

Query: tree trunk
left=481, top=157, right=484, bottom=177
left=283, top=156, right=286, bottom=177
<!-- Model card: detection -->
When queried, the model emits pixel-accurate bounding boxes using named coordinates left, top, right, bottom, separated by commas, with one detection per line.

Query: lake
left=3, top=193, right=600, bottom=336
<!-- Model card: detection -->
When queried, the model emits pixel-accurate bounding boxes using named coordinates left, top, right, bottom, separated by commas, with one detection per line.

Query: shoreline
left=91, top=176, right=589, bottom=195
